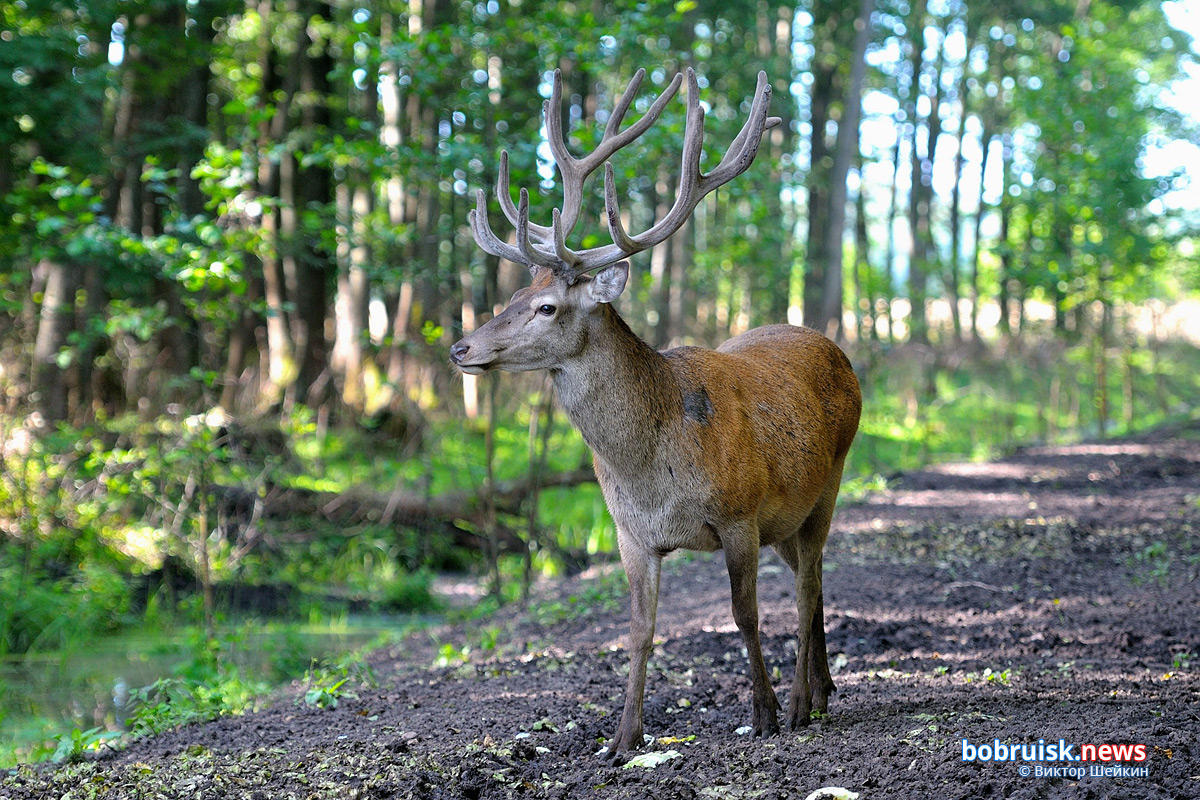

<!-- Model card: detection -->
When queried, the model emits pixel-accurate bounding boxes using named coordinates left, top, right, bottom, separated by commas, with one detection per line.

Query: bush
left=0, top=548, right=129, bottom=655
left=381, top=568, right=438, bottom=612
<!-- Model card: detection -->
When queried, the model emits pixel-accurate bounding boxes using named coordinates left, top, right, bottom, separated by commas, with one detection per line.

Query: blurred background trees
left=2, top=0, right=1190, bottom=424
left=3, top=0, right=1191, bottom=429
left=1, top=0, right=1198, bottom=679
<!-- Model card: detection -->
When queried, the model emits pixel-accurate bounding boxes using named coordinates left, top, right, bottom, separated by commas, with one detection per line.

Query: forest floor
left=6, top=421, right=1200, bottom=800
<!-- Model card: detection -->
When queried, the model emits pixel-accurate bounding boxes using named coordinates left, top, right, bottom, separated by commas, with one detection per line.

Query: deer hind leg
left=807, top=578, right=835, bottom=715
left=774, top=473, right=841, bottom=729
left=721, top=521, right=780, bottom=737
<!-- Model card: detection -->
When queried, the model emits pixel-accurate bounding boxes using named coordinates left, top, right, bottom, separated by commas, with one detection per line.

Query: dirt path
left=7, top=423, right=1200, bottom=799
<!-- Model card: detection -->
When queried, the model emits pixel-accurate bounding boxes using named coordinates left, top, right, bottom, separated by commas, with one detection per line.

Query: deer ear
left=586, top=261, right=629, bottom=305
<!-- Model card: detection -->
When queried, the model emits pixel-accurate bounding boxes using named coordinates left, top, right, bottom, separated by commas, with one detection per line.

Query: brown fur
left=452, top=270, right=861, bottom=756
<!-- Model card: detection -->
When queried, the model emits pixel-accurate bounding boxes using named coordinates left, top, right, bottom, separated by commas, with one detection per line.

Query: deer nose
left=449, top=341, right=470, bottom=364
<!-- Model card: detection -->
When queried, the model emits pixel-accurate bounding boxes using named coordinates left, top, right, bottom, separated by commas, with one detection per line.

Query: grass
left=847, top=337, right=1200, bottom=480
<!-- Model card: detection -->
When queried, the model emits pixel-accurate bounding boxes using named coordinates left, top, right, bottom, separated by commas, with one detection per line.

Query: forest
left=2, top=0, right=1198, bottom=776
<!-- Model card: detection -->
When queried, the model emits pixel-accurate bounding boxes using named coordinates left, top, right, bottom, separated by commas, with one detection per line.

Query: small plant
left=1132, top=541, right=1173, bottom=586
left=964, top=667, right=1013, bottom=686
left=433, top=641, right=471, bottom=668
left=303, top=676, right=352, bottom=709
left=1172, top=651, right=1192, bottom=670
left=301, top=655, right=375, bottom=709
left=51, top=726, right=122, bottom=764
left=477, top=625, right=501, bottom=652
left=127, top=670, right=268, bottom=738
left=984, top=667, right=1013, bottom=685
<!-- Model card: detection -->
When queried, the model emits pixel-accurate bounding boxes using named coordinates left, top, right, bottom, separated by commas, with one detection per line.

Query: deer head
left=449, top=67, right=781, bottom=374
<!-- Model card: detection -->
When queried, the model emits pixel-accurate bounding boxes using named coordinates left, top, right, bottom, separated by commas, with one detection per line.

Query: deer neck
left=552, top=306, right=678, bottom=475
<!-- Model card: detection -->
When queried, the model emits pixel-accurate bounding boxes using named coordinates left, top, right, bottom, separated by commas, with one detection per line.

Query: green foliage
left=1131, top=541, right=1173, bottom=587
left=433, top=641, right=472, bottom=669
left=301, top=654, right=374, bottom=710
left=529, top=568, right=625, bottom=628
left=381, top=568, right=439, bottom=612
left=0, top=554, right=129, bottom=656
left=48, top=726, right=122, bottom=765
left=0, top=427, right=134, bottom=656
left=126, top=671, right=269, bottom=740
left=849, top=338, right=1200, bottom=481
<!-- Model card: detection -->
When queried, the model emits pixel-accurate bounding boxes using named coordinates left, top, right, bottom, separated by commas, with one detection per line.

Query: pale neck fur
left=551, top=306, right=679, bottom=476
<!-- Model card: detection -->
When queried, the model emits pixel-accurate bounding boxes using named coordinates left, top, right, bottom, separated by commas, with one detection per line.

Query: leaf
left=803, top=788, right=860, bottom=800
left=622, top=750, right=681, bottom=769
left=656, top=735, right=696, bottom=745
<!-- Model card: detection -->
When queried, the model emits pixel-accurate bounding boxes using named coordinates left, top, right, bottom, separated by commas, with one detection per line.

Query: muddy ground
left=6, top=422, right=1200, bottom=799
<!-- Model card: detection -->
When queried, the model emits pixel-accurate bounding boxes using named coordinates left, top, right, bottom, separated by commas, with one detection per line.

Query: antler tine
left=707, top=71, right=781, bottom=183
left=603, top=68, right=646, bottom=141
left=469, top=67, right=777, bottom=280
left=583, top=67, right=706, bottom=271
left=516, top=188, right=561, bottom=269
left=588, top=70, right=685, bottom=170
left=549, top=208, right=575, bottom=265
left=496, top=150, right=552, bottom=239
left=469, top=188, right=528, bottom=266
left=567, top=67, right=778, bottom=276
left=602, top=162, right=638, bottom=253
left=572, top=70, right=706, bottom=276
left=546, top=69, right=685, bottom=240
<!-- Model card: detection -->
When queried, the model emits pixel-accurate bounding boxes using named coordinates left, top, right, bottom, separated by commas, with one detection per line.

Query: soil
left=6, top=422, right=1200, bottom=800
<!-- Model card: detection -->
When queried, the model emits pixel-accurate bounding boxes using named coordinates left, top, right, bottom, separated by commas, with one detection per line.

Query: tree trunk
left=818, top=0, right=874, bottom=340
left=288, top=0, right=335, bottom=407
left=333, top=181, right=372, bottom=413
left=883, top=113, right=903, bottom=344
left=257, top=0, right=294, bottom=403
left=854, top=170, right=874, bottom=343
left=947, top=24, right=978, bottom=345
left=33, top=261, right=80, bottom=424
left=969, top=124, right=993, bottom=345
left=997, top=131, right=1014, bottom=339
left=803, top=46, right=837, bottom=329
left=905, top=0, right=930, bottom=344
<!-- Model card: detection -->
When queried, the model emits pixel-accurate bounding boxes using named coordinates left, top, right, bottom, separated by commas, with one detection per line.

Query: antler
left=468, top=68, right=782, bottom=283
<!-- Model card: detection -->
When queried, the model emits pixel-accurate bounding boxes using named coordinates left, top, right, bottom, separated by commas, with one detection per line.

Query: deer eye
left=537, top=304, right=557, bottom=316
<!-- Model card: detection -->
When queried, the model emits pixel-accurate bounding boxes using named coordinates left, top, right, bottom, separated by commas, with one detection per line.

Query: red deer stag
left=450, top=68, right=861, bottom=756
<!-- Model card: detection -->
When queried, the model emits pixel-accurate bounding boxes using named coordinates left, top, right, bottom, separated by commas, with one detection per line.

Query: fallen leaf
left=803, top=788, right=860, bottom=800
left=623, top=750, right=682, bottom=769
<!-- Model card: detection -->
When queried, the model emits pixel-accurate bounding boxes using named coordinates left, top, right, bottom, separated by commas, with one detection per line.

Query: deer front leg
left=722, top=522, right=780, bottom=737
left=608, top=530, right=662, bottom=757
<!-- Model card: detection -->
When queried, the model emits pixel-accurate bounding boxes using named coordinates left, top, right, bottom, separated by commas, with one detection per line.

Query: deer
left=449, top=67, right=861, bottom=757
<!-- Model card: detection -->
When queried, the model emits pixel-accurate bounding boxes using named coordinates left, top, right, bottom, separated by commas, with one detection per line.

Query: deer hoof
left=787, top=711, right=811, bottom=731
left=754, top=711, right=780, bottom=738
left=604, top=728, right=646, bottom=761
